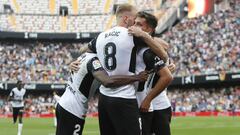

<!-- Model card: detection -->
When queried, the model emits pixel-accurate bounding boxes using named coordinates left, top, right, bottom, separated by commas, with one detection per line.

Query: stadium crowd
left=0, top=9, right=239, bottom=82
left=161, top=10, right=240, bottom=76
left=169, top=86, right=240, bottom=112
left=0, top=86, right=239, bottom=115
left=0, top=41, right=84, bottom=83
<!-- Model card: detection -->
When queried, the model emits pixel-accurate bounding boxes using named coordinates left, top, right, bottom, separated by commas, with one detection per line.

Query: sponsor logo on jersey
left=92, top=60, right=102, bottom=70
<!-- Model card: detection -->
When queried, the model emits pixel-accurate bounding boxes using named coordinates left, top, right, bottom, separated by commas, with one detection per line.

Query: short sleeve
left=143, top=49, right=165, bottom=72
left=87, top=57, right=104, bottom=74
left=88, top=37, right=97, bottom=53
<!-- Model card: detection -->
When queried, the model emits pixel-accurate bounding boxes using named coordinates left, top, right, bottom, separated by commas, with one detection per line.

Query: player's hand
left=128, top=26, right=147, bottom=37
left=168, top=63, right=176, bottom=73
left=69, top=59, right=81, bottom=72
left=137, top=71, right=149, bottom=82
left=140, top=98, right=151, bottom=112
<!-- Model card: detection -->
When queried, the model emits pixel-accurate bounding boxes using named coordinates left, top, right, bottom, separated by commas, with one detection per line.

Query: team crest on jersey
left=93, top=60, right=102, bottom=70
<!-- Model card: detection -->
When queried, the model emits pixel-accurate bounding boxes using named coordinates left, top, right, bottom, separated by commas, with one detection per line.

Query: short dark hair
left=137, top=11, right=158, bottom=29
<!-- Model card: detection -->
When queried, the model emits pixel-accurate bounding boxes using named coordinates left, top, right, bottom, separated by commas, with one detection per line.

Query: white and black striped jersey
left=135, top=47, right=168, bottom=111
left=88, top=26, right=147, bottom=99
left=58, top=53, right=104, bottom=119
left=151, top=58, right=171, bottom=111
left=9, top=87, right=26, bottom=108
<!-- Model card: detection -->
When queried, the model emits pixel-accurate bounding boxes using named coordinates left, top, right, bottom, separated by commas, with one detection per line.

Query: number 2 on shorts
left=73, top=124, right=81, bottom=135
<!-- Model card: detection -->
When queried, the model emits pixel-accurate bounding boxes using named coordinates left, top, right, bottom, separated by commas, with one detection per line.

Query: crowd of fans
left=0, top=9, right=239, bottom=82
left=161, top=10, right=240, bottom=76
left=169, top=86, right=240, bottom=113
left=0, top=41, right=84, bottom=82
left=0, top=86, right=239, bottom=115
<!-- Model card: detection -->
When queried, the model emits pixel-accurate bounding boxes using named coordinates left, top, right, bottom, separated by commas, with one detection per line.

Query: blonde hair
left=116, top=4, right=135, bottom=17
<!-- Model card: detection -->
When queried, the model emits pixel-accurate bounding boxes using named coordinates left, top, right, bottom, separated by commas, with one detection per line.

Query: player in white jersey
left=130, top=12, right=174, bottom=135
left=7, top=80, right=26, bottom=135
left=86, top=4, right=169, bottom=135
left=55, top=53, right=147, bottom=135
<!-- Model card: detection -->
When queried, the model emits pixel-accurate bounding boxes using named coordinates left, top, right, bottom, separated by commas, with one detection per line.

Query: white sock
left=54, top=117, right=57, bottom=127
left=17, top=123, right=23, bottom=135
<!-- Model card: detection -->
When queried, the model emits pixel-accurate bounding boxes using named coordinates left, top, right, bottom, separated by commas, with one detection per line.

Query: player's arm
left=88, top=57, right=148, bottom=88
left=140, top=50, right=173, bottom=112
left=168, top=62, right=176, bottom=73
left=69, top=59, right=80, bottom=72
left=7, top=92, right=12, bottom=102
left=93, top=71, right=148, bottom=88
left=128, top=26, right=168, bottom=62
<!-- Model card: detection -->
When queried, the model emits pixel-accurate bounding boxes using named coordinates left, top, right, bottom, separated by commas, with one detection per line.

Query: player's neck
left=117, top=22, right=128, bottom=28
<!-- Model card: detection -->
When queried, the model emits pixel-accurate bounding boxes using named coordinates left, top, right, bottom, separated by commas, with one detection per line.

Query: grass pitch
left=0, top=117, right=240, bottom=135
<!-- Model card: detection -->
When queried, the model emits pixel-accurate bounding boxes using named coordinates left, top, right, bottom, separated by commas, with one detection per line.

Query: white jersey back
left=9, top=87, right=26, bottom=108
left=59, top=53, right=103, bottom=119
left=93, top=26, right=139, bottom=99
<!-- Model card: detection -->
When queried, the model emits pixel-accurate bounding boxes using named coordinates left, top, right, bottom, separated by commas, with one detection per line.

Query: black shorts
left=140, top=111, right=153, bottom=135
left=152, top=107, right=172, bottom=135
left=13, top=107, right=24, bottom=118
left=55, top=104, right=85, bottom=135
left=98, top=93, right=141, bottom=135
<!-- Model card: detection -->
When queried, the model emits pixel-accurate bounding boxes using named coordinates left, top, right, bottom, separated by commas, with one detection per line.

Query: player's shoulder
left=12, top=87, right=17, bottom=92
left=143, top=48, right=155, bottom=57
left=22, top=88, right=26, bottom=93
left=138, top=47, right=149, bottom=54
left=84, top=53, right=97, bottom=60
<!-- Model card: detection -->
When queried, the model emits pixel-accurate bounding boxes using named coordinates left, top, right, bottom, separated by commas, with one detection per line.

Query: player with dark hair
left=56, top=53, right=148, bottom=135
left=7, top=80, right=26, bottom=135
left=129, top=11, right=174, bottom=135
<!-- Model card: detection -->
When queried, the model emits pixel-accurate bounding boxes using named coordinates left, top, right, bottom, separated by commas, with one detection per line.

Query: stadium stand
left=0, top=0, right=178, bottom=32
left=0, top=0, right=239, bottom=120
left=0, top=41, right=85, bottom=82
left=0, top=14, right=110, bottom=32
left=161, top=10, right=240, bottom=76
left=0, top=87, right=239, bottom=116
left=0, top=0, right=165, bottom=15
left=1, top=9, right=239, bottom=82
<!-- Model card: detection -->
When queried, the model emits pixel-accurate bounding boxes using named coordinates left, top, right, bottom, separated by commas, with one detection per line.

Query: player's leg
left=12, top=107, right=18, bottom=124
left=98, top=93, right=116, bottom=135
left=17, top=107, right=24, bottom=135
left=107, top=96, right=141, bottom=135
left=53, top=106, right=57, bottom=127
left=152, top=107, right=172, bottom=135
left=55, top=104, right=85, bottom=135
left=140, top=111, right=153, bottom=135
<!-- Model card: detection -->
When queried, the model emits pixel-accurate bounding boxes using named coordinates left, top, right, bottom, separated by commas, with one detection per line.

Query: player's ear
left=123, top=16, right=128, bottom=24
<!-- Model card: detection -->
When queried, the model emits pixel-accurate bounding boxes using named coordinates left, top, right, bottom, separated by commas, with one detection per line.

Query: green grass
left=0, top=117, right=240, bottom=135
